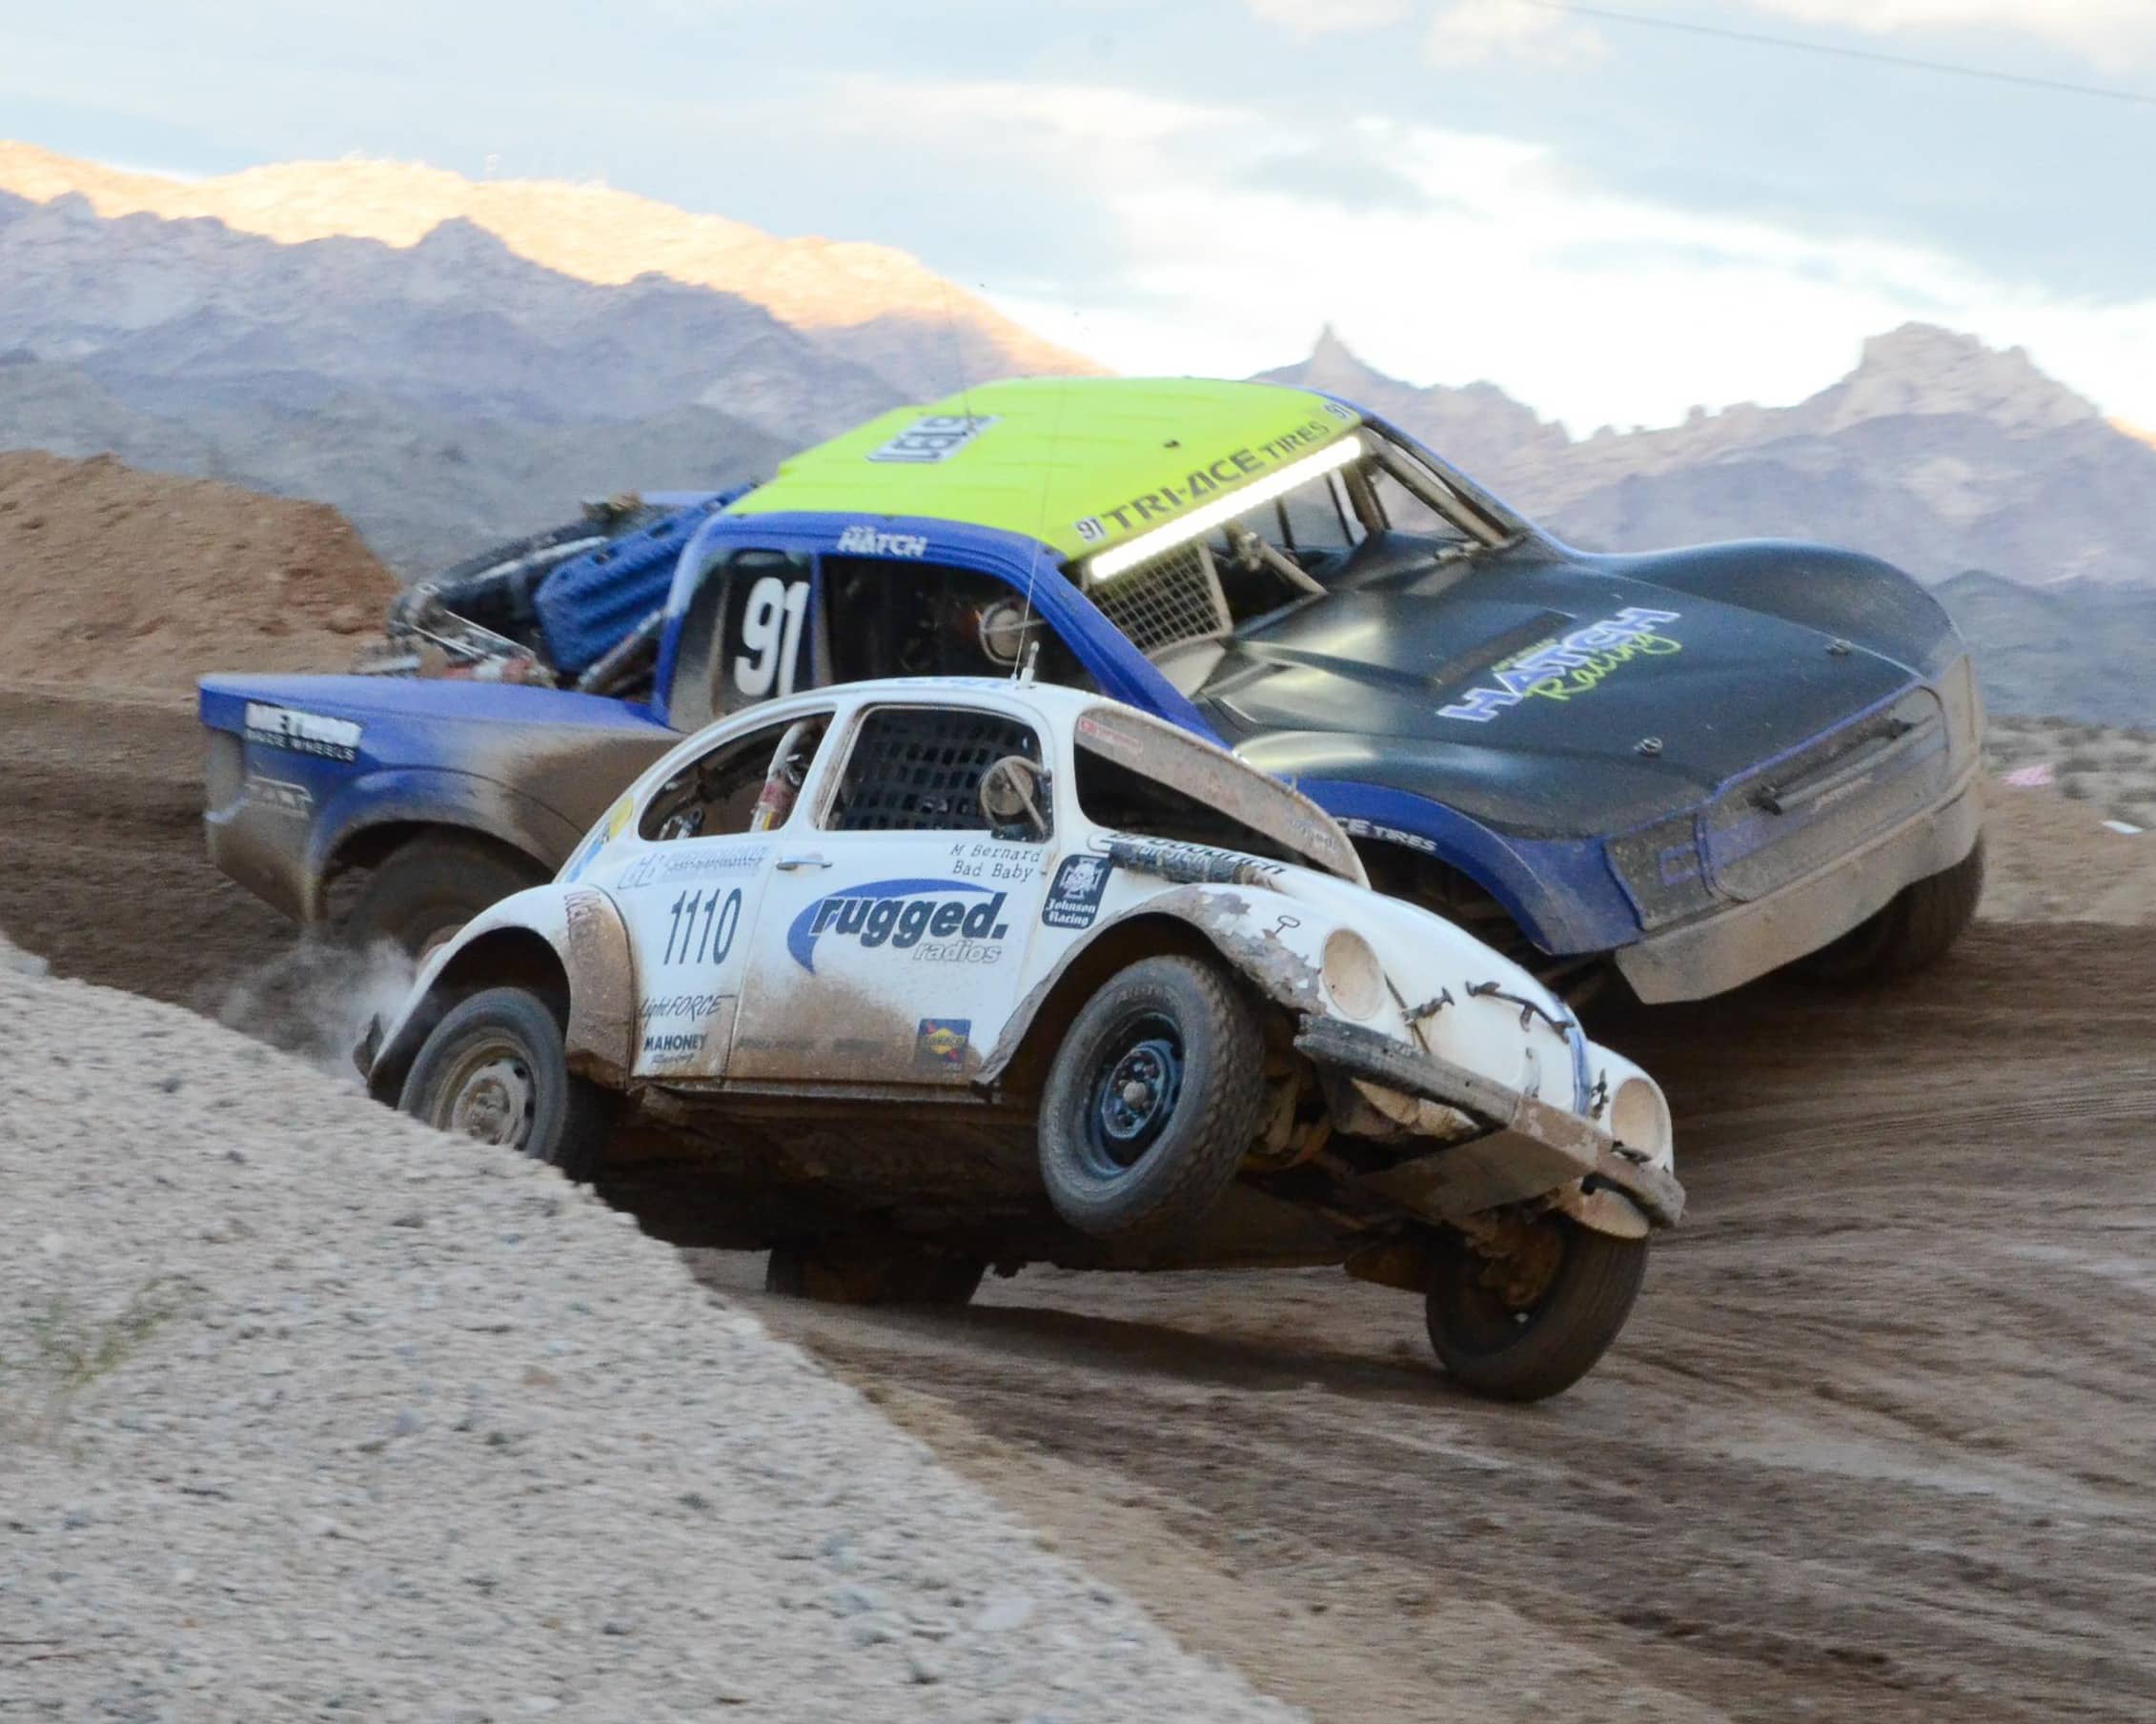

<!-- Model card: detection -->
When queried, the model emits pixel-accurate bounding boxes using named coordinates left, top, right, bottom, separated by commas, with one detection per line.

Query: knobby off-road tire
left=346, top=832, right=550, bottom=960
left=397, top=985, right=617, bottom=1183
left=1037, top=955, right=1266, bottom=1242
left=1424, top=1216, right=1648, bottom=1403
left=764, top=1242, right=987, bottom=1308
left=1797, top=836, right=1986, bottom=987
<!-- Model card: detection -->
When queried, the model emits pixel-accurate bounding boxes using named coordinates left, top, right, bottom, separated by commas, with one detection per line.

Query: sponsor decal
left=618, top=844, right=766, bottom=890
left=1042, top=854, right=1112, bottom=930
left=1337, top=817, right=1438, bottom=857
left=835, top=524, right=929, bottom=558
left=866, top=414, right=997, bottom=465
left=913, top=1018, right=971, bottom=1070
left=246, top=775, right=314, bottom=818
left=640, top=992, right=728, bottom=1023
left=1437, top=607, right=1683, bottom=725
left=1073, top=418, right=1340, bottom=544
left=947, top=839, right=1038, bottom=882
left=244, top=701, right=361, bottom=762
left=1108, top=836, right=1284, bottom=884
left=786, top=879, right=1009, bottom=974
left=641, top=1030, right=706, bottom=1059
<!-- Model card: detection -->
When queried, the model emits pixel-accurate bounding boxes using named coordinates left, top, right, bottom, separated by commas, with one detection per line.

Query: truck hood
left=1194, top=548, right=1924, bottom=839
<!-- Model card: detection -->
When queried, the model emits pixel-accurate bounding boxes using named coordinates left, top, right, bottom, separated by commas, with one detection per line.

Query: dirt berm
left=0, top=449, right=393, bottom=694
left=2, top=680, right=2154, bottom=1721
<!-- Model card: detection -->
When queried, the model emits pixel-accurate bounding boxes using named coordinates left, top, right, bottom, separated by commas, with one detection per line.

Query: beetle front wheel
left=1424, top=1215, right=1647, bottom=1402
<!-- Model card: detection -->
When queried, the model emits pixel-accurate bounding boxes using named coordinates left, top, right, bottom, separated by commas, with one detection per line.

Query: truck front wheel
left=345, top=832, right=550, bottom=959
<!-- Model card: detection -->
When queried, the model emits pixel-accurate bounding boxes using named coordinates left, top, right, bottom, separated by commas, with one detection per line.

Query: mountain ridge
left=0, top=140, right=1101, bottom=399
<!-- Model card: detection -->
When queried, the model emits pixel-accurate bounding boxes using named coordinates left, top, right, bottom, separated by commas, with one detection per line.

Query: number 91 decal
left=732, top=575, right=811, bottom=700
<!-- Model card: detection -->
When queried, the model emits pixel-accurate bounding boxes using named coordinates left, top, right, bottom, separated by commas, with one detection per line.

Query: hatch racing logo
left=1437, top=607, right=1682, bottom=724
left=835, top=524, right=928, bottom=558
left=786, top=879, right=1010, bottom=973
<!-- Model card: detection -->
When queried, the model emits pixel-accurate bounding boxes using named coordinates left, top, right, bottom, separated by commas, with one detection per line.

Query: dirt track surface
left=8, top=682, right=2155, bottom=1720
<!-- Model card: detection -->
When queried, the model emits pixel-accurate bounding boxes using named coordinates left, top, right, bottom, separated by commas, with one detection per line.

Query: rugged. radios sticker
left=244, top=701, right=361, bottom=761
left=786, top=879, right=1010, bottom=973
left=866, top=415, right=997, bottom=465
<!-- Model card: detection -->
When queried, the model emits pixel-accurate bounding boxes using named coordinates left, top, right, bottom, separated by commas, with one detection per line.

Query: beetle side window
left=824, top=707, right=1049, bottom=838
left=641, top=712, right=831, bottom=842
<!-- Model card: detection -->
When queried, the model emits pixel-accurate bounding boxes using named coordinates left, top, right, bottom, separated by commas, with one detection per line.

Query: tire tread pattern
left=1037, top=955, right=1266, bottom=1242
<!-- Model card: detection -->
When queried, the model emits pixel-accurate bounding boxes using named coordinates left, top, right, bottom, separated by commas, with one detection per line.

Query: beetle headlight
left=1609, top=1076, right=1672, bottom=1164
left=1321, top=927, right=1387, bottom=1020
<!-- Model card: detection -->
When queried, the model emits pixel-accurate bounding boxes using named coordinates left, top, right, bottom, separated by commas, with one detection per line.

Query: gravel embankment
left=0, top=962, right=1296, bottom=1722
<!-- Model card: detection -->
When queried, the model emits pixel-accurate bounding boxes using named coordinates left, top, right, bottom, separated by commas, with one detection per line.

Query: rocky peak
left=1805, top=321, right=2098, bottom=436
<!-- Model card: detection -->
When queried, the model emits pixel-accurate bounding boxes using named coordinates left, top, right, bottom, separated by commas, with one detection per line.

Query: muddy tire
left=346, top=832, right=550, bottom=960
left=1424, top=1216, right=1647, bottom=1403
left=1037, top=955, right=1266, bottom=1242
left=1796, top=836, right=1985, bottom=986
left=764, top=1242, right=986, bottom=1308
left=397, top=985, right=616, bottom=1182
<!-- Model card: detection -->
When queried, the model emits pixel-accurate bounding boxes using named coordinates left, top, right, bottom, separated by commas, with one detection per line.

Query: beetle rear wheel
left=397, top=985, right=616, bottom=1182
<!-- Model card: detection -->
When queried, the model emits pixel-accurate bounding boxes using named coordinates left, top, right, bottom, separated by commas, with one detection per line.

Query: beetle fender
left=978, top=884, right=1324, bottom=1087
left=367, top=885, right=637, bottom=1099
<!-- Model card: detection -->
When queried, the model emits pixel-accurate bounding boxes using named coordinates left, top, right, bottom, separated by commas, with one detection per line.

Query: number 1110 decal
left=663, top=886, right=743, bottom=966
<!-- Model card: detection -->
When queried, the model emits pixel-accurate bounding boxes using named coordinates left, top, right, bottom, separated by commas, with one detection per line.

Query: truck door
left=731, top=701, right=1055, bottom=1087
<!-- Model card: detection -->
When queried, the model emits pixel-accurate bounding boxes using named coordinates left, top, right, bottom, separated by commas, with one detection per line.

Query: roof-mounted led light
left=1085, top=435, right=1363, bottom=584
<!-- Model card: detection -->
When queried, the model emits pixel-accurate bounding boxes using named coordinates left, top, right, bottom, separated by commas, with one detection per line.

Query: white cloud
left=1740, top=1, right=2156, bottom=70
left=1424, top=0, right=1604, bottom=69
left=1241, top=0, right=1411, bottom=38
left=956, top=84, right=2156, bottom=441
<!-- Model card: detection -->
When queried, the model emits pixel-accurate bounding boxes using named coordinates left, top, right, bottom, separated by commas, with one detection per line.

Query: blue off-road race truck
left=201, top=377, right=1984, bottom=1002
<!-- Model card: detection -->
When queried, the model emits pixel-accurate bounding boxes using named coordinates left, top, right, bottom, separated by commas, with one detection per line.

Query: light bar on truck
left=1085, top=435, right=1363, bottom=584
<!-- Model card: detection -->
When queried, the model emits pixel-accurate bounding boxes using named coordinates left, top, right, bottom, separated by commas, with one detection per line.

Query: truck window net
left=828, top=708, right=1043, bottom=833
left=1085, top=540, right=1232, bottom=659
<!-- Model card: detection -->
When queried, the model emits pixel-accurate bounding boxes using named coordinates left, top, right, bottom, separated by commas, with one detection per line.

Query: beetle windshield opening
left=1072, top=705, right=1364, bottom=882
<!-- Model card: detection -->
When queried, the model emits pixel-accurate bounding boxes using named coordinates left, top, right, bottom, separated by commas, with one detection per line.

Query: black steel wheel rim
left=1078, top=1009, right=1186, bottom=1179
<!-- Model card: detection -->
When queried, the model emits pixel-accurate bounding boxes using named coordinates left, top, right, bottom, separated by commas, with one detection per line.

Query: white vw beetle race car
left=362, top=678, right=1683, bottom=1401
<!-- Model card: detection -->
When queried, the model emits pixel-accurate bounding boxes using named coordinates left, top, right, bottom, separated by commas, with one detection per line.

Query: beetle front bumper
left=1294, top=1017, right=1684, bottom=1229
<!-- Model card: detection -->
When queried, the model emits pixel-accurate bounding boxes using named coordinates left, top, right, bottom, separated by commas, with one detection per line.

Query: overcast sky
left=6, top=0, right=2156, bottom=433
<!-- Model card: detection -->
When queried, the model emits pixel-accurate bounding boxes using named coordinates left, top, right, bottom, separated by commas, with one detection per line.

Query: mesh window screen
left=828, top=708, right=1044, bottom=833
left=1086, top=540, right=1231, bottom=656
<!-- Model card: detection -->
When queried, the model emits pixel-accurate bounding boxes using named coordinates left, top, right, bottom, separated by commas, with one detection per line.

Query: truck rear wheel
left=345, top=832, right=550, bottom=959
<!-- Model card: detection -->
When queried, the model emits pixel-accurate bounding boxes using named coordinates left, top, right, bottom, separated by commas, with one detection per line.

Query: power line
left=1519, top=1, right=2156, bottom=109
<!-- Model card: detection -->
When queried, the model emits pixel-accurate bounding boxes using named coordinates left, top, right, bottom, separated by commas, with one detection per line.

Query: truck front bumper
left=1612, top=773, right=1983, bottom=1004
